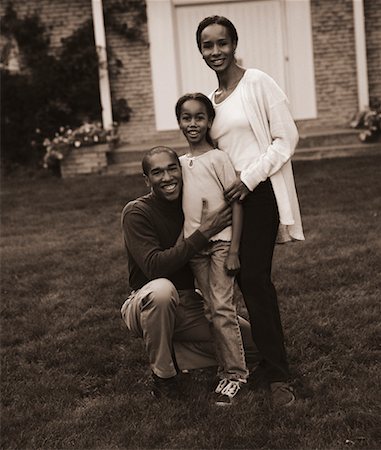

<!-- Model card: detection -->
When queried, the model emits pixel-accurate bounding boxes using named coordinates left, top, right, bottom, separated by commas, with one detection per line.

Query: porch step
left=297, top=128, right=363, bottom=148
left=108, top=139, right=188, bottom=165
left=105, top=129, right=381, bottom=175
left=293, top=142, right=381, bottom=160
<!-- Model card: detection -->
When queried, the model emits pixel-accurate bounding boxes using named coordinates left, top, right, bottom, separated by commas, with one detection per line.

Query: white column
left=91, top=0, right=114, bottom=129
left=353, top=0, right=369, bottom=110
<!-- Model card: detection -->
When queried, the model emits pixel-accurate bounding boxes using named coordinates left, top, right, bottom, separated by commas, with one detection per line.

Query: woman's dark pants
left=238, top=179, right=290, bottom=382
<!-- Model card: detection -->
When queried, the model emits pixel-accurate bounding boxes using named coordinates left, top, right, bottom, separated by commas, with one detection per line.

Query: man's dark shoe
left=270, top=381, right=295, bottom=407
left=151, top=373, right=181, bottom=400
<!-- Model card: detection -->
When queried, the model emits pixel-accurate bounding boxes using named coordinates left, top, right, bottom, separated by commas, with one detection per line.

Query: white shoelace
left=215, top=379, right=241, bottom=398
left=215, top=378, right=229, bottom=394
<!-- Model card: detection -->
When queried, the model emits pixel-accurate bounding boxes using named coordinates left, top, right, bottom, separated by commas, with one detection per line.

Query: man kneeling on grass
left=120, top=146, right=258, bottom=405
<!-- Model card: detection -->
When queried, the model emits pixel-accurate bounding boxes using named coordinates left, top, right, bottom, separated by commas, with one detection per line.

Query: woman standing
left=196, top=15, right=304, bottom=407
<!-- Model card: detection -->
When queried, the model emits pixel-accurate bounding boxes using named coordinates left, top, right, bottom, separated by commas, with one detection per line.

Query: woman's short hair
left=196, top=15, right=238, bottom=52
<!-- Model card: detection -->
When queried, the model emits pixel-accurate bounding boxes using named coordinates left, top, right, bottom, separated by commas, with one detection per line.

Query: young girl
left=175, top=92, right=248, bottom=405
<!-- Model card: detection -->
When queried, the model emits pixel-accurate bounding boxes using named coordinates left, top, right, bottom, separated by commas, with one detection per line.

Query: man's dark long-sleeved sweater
left=122, top=192, right=208, bottom=292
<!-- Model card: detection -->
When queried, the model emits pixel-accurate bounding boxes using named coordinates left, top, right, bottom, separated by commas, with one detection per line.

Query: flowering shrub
left=350, top=97, right=381, bottom=143
left=42, top=121, right=119, bottom=172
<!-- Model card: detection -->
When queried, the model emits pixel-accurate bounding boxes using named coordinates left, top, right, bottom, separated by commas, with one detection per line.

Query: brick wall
left=2, top=0, right=379, bottom=143
left=364, top=0, right=381, bottom=103
left=0, top=0, right=180, bottom=147
left=0, top=0, right=92, bottom=52
left=105, top=21, right=181, bottom=144
left=299, top=0, right=358, bottom=131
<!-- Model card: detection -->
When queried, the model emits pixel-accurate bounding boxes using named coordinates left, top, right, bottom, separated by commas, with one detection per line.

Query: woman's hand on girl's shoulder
left=224, top=176, right=250, bottom=203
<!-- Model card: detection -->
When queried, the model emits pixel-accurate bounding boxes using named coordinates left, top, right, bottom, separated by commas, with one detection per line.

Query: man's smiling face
left=144, top=152, right=183, bottom=202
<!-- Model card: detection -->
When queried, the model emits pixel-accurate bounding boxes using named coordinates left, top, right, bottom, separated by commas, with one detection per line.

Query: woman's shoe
left=270, top=381, right=295, bottom=407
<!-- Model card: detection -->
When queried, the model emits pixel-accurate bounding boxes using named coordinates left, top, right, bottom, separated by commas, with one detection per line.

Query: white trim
left=146, top=0, right=180, bottom=130
left=282, top=0, right=317, bottom=119
left=91, top=0, right=113, bottom=129
left=279, top=0, right=290, bottom=96
left=353, top=0, right=369, bottom=110
left=173, top=0, right=248, bottom=4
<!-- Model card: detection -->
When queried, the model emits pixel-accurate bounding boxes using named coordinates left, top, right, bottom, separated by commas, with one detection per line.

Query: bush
left=1, top=69, right=46, bottom=167
left=350, top=97, right=381, bottom=143
left=0, top=4, right=131, bottom=172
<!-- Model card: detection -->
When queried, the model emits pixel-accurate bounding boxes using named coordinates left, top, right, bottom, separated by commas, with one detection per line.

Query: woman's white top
left=180, top=149, right=236, bottom=242
left=210, top=69, right=305, bottom=242
left=211, top=78, right=261, bottom=172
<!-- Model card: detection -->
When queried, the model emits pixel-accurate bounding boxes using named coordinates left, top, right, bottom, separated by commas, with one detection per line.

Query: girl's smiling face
left=178, top=99, right=212, bottom=146
left=199, top=24, right=237, bottom=73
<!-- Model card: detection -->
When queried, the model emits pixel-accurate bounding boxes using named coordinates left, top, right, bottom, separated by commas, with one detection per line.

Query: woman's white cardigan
left=234, top=69, right=304, bottom=242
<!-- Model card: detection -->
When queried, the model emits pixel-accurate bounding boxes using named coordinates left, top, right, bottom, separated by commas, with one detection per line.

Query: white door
left=146, top=0, right=317, bottom=130
left=175, top=0, right=287, bottom=96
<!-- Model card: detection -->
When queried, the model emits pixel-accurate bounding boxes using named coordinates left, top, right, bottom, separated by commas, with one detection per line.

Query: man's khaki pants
left=121, top=278, right=258, bottom=378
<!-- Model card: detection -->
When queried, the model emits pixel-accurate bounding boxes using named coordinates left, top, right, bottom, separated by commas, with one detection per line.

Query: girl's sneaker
left=214, top=379, right=242, bottom=406
left=215, top=378, right=230, bottom=394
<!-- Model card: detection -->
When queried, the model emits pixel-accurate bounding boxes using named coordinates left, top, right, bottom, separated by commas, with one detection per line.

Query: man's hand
left=199, top=199, right=232, bottom=240
left=224, top=176, right=250, bottom=203
left=224, top=252, right=240, bottom=276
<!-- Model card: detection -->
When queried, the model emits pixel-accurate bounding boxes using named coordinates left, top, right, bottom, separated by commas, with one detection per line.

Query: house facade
left=2, top=0, right=380, bottom=146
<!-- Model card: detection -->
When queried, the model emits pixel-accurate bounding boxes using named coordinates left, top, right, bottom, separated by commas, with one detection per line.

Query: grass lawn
left=1, top=154, right=380, bottom=449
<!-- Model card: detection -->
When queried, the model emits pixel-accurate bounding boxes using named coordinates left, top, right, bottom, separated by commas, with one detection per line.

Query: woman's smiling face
left=199, top=24, right=236, bottom=73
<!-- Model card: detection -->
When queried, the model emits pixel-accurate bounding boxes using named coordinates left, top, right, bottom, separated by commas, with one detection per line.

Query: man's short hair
left=142, top=146, right=180, bottom=176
